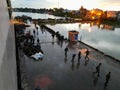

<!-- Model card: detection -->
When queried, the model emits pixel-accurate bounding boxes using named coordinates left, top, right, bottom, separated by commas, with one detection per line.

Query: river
left=13, top=12, right=120, bottom=60
left=12, top=12, right=63, bottom=19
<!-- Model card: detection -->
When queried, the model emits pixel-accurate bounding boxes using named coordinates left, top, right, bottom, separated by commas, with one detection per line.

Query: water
left=12, top=12, right=63, bottom=19
left=12, top=12, right=120, bottom=60
left=47, top=23, right=120, bottom=60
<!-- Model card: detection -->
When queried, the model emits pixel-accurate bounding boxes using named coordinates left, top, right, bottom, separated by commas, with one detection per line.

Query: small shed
left=68, top=30, right=79, bottom=41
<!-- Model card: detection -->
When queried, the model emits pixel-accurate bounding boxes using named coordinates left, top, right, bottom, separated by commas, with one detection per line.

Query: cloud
left=98, top=1, right=120, bottom=10
left=11, top=0, right=16, bottom=1
left=11, top=0, right=120, bottom=10
left=11, top=0, right=57, bottom=8
left=46, top=0, right=57, bottom=2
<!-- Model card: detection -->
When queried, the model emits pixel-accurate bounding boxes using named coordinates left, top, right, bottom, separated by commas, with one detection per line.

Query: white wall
left=0, top=0, right=17, bottom=90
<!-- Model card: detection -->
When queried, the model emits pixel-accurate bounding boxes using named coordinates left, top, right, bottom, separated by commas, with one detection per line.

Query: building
left=84, top=9, right=103, bottom=20
left=117, top=12, right=120, bottom=21
left=107, top=11, right=117, bottom=18
left=0, top=0, right=18, bottom=90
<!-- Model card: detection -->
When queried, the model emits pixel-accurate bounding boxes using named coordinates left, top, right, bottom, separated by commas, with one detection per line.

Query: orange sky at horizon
left=11, top=0, right=120, bottom=11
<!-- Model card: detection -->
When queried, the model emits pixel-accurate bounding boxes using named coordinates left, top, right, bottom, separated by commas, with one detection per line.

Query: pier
left=16, top=24, right=120, bottom=90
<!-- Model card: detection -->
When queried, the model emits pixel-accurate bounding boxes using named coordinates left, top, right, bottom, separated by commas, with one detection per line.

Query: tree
left=79, top=6, right=88, bottom=18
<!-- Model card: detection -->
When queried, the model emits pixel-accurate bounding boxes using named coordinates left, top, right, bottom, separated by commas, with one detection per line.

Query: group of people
left=64, top=47, right=89, bottom=63
left=64, top=47, right=111, bottom=87
left=32, top=27, right=41, bottom=45
left=33, top=27, right=39, bottom=37
left=93, top=62, right=111, bottom=87
left=18, top=25, right=44, bottom=58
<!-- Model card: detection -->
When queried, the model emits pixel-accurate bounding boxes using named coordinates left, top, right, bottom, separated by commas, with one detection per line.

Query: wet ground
left=20, top=24, right=120, bottom=90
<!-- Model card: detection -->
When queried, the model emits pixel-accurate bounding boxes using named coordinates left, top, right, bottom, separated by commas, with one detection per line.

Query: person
left=35, top=86, right=41, bottom=90
left=64, top=47, right=69, bottom=56
left=71, top=54, right=76, bottom=63
left=33, top=29, right=35, bottom=36
left=104, top=72, right=111, bottom=87
left=36, top=27, right=38, bottom=35
left=93, top=63, right=102, bottom=77
left=37, top=38, right=40, bottom=44
left=85, top=49, right=89, bottom=60
left=52, top=34, right=55, bottom=39
left=78, top=51, right=81, bottom=62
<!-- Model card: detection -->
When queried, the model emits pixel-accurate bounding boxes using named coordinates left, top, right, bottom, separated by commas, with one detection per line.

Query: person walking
left=35, top=86, right=41, bottom=90
left=33, top=29, right=36, bottom=36
left=93, top=63, right=102, bottom=77
left=85, top=49, right=89, bottom=60
left=52, top=34, right=55, bottom=39
left=35, top=27, right=39, bottom=35
left=37, top=38, right=40, bottom=44
left=64, top=47, right=69, bottom=56
left=104, top=72, right=111, bottom=87
left=71, top=54, right=76, bottom=63
left=78, top=51, right=81, bottom=62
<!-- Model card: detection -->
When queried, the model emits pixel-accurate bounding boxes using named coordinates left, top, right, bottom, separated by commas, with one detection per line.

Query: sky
left=11, top=0, right=120, bottom=11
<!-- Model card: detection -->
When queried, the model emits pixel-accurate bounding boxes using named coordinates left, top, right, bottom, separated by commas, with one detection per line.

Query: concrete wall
left=0, top=0, right=17, bottom=90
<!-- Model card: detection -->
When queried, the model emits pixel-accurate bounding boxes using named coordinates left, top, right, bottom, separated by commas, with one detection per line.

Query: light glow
left=88, top=27, right=92, bottom=32
left=10, top=19, right=25, bottom=24
left=92, top=16, right=95, bottom=20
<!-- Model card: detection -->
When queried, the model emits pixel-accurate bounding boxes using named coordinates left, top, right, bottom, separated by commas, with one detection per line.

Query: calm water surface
left=47, top=23, right=120, bottom=60
left=12, top=12, right=63, bottom=19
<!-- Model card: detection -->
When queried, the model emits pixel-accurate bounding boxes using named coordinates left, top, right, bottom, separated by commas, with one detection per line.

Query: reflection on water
left=101, top=24, right=115, bottom=30
left=64, top=55, right=67, bottom=64
left=76, top=62, right=80, bottom=70
left=84, top=59, right=89, bottom=66
left=89, top=21, right=115, bottom=31
left=71, top=63, right=75, bottom=71
left=93, top=74, right=99, bottom=87
left=47, top=22, right=120, bottom=60
left=88, top=27, right=92, bottom=32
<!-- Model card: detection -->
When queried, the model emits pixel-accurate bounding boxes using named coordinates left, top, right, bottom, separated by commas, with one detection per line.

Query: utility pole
left=58, top=0, right=59, bottom=8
